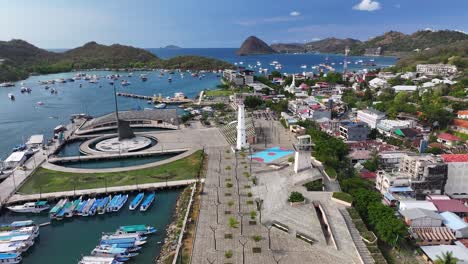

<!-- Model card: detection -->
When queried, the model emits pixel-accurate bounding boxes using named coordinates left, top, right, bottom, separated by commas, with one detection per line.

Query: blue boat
left=112, top=195, right=128, bottom=212
left=87, top=198, right=101, bottom=216
left=98, top=196, right=111, bottom=215
left=74, top=199, right=88, bottom=215
left=0, top=253, right=22, bottom=263
left=100, top=237, right=146, bottom=247
left=129, top=193, right=144, bottom=210
left=106, top=195, right=121, bottom=213
left=99, top=243, right=141, bottom=252
left=55, top=201, right=71, bottom=220
left=140, top=193, right=155, bottom=212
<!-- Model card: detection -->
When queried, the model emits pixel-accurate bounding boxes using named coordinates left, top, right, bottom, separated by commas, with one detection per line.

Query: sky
left=0, top=0, right=467, bottom=49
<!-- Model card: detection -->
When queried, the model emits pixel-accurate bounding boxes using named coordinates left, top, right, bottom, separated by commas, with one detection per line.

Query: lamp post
left=214, top=201, right=220, bottom=224
left=255, top=198, right=263, bottom=223
left=267, top=224, right=273, bottom=250
left=239, top=237, right=247, bottom=264
left=238, top=212, right=245, bottom=235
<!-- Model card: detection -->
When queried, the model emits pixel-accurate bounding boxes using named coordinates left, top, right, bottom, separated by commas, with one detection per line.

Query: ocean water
left=0, top=190, right=180, bottom=264
left=0, top=48, right=396, bottom=161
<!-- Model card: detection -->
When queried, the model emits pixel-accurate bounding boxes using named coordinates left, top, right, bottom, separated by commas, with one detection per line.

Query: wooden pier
left=7, top=179, right=202, bottom=205
left=116, top=92, right=193, bottom=104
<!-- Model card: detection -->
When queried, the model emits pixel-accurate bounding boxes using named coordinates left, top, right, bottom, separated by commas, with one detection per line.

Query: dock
left=8, top=179, right=202, bottom=205
left=116, top=92, right=193, bottom=104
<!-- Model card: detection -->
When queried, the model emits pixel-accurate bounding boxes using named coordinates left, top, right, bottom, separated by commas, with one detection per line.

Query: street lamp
left=255, top=198, right=263, bottom=223
left=209, top=225, right=217, bottom=250
left=239, top=237, right=248, bottom=264
left=237, top=212, right=245, bottom=235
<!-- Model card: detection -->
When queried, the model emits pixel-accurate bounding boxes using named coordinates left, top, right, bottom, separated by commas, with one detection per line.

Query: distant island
left=163, top=45, right=182, bottom=49
left=237, top=36, right=277, bottom=56
left=271, top=29, right=468, bottom=56
left=0, top=40, right=233, bottom=82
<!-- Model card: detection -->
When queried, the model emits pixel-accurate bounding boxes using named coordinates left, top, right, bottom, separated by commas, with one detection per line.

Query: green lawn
left=204, top=89, right=234, bottom=97
left=332, top=192, right=353, bottom=203
left=324, top=166, right=337, bottom=179
left=19, top=151, right=203, bottom=194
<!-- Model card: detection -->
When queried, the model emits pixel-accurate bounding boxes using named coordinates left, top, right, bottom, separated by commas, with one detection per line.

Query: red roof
left=441, top=154, right=468, bottom=163
left=457, top=110, right=468, bottom=116
left=432, top=199, right=468, bottom=213
left=438, top=133, right=461, bottom=142
left=453, top=119, right=468, bottom=129
left=360, top=171, right=377, bottom=179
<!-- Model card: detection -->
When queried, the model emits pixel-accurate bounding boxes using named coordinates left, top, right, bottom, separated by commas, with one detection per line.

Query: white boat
left=7, top=93, right=15, bottom=100
left=78, top=256, right=122, bottom=264
left=140, top=74, right=148, bottom=81
left=7, top=201, right=49, bottom=213
left=300, top=65, right=307, bottom=69
left=36, top=101, right=44, bottom=106
left=0, top=242, right=29, bottom=253
left=154, top=103, right=166, bottom=109
left=0, top=253, right=22, bottom=263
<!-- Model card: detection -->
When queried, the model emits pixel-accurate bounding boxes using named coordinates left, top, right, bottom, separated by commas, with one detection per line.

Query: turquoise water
left=251, top=147, right=294, bottom=163
left=0, top=190, right=180, bottom=264
left=54, top=153, right=178, bottom=169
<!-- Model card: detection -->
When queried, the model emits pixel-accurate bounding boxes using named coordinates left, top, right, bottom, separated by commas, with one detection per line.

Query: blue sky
left=1, top=0, right=467, bottom=48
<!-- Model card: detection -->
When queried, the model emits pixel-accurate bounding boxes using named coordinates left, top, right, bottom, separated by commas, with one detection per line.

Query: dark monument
left=113, top=84, right=135, bottom=140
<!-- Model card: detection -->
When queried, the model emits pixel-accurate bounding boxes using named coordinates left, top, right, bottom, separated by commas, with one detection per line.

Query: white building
left=416, top=64, right=458, bottom=76
left=236, top=103, right=249, bottom=150
left=441, top=154, right=468, bottom=199
left=393, top=85, right=418, bottom=92
left=376, top=119, right=413, bottom=136
left=357, top=108, right=386, bottom=129
left=368, top=77, right=388, bottom=89
left=4, top=151, right=26, bottom=169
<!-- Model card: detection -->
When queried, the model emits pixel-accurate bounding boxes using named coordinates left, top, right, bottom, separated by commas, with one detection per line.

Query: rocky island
left=236, top=35, right=277, bottom=56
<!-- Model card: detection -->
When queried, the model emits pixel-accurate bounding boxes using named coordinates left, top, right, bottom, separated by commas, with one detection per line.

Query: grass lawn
left=204, top=89, right=234, bottom=97
left=332, top=192, right=353, bottom=203
left=19, top=151, right=203, bottom=194
left=324, top=166, right=337, bottom=179
left=453, top=131, right=468, bottom=141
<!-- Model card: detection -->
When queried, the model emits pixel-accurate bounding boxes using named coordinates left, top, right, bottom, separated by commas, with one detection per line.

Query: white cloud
left=290, top=11, right=301, bottom=17
left=353, top=0, right=381, bottom=12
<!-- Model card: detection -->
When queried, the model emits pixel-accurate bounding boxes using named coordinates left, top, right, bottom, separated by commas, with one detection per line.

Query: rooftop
left=431, top=199, right=468, bottom=213
left=441, top=154, right=468, bottom=163
left=437, top=132, right=462, bottom=141
left=400, top=208, right=443, bottom=221
left=420, top=244, right=468, bottom=263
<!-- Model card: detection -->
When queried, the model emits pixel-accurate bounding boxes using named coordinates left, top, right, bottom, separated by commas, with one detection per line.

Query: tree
left=244, top=96, right=263, bottom=109
left=288, top=192, right=305, bottom=202
left=434, top=251, right=459, bottom=264
left=271, top=71, right=282, bottom=78
left=363, top=150, right=379, bottom=172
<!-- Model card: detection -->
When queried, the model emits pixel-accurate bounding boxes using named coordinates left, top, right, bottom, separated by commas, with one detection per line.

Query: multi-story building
left=357, top=108, right=386, bottom=129
left=339, top=121, right=370, bottom=141
left=223, top=69, right=254, bottom=86
left=441, top=154, right=468, bottom=199
left=416, top=64, right=458, bottom=76
left=378, top=151, right=411, bottom=171
left=399, top=154, right=448, bottom=195
left=375, top=170, right=411, bottom=195
left=376, top=119, right=414, bottom=136
left=451, top=110, right=468, bottom=135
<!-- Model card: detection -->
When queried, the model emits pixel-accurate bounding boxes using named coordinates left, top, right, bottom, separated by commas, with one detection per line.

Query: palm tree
left=434, top=251, right=459, bottom=264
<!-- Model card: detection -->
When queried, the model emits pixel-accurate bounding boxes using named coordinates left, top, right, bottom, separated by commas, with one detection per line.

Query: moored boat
left=82, top=198, right=97, bottom=216
left=98, top=196, right=111, bottom=215
left=7, top=201, right=49, bottom=213
left=112, top=195, right=128, bottom=212
left=49, top=199, right=67, bottom=219
left=78, top=255, right=122, bottom=264
left=56, top=200, right=72, bottom=220
left=65, top=198, right=82, bottom=218
left=140, top=193, right=155, bottom=212
left=0, top=253, right=22, bottom=264
left=154, top=103, right=166, bottom=109
left=116, top=225, right=156, bottom=235
left=106, top=195, right=120, bottom=213
left=129, top=193, right=144, bottom=210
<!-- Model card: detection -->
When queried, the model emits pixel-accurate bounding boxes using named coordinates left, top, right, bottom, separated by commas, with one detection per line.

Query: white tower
left=236, top=103, right=249, bottom=150
left=294, top=135, right=313, bottom=173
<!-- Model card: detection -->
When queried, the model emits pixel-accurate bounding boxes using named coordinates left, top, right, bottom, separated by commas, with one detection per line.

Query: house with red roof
left=437, top=133, right=462, bottom=147
left=431, top=199, right=468, bottom=215
left=451, top=110, right=468, bottom=135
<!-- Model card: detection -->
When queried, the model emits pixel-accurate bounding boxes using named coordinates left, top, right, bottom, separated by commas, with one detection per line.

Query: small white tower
left=294, top=135, right=313, bottom=173
left=236, top=103, right=249, bottom=150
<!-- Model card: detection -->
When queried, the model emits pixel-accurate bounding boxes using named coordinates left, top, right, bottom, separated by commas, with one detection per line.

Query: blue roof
left=389, top=186, right=413, bottom=193
left=384, top=192, right=396, bottom=201
left=440, top=211, right=468, bottom=230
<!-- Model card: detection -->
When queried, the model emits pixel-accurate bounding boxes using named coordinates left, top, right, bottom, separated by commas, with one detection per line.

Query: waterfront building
left=357, top=108, right=386, bottom=129
left=416, top=64, right=458, bottom=76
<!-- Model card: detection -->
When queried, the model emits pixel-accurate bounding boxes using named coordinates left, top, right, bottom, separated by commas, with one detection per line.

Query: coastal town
left=0, top=1, right=468, bottom=264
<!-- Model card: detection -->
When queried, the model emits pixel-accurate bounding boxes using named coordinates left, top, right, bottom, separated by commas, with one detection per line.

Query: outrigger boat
left=129, top=193, right=144, bottom=210
left=81, top=198, right=96, bottom=216
left=106, top=195, right=120, bottom=213
left=98, top=196, right=111, bottom=215
left=91, top=246, right=138, bottom=261
left=140, top=193, right=155, bottom=212
left=65, top=198, right=82, bottom=218
left=49, top=199, right=67, bottom=219
left=112, top=195, right=128, bottom=212
left=116, top=225, right=156, bottom=235
left=56, top=200, right=72, bottom=220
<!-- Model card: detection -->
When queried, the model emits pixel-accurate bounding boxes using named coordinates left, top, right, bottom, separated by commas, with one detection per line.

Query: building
left=399, top=154, right=448, bottom=195
left=437, top=133, right=462, bottom=147
left=376, top=119, right=414, bottom=136
left=3, top=151, right=26, bottom=169
left=223, top=69, right=253, bottom=86
left=392, top=85, right=418, bottom=92
left=368, top=77, right=388, bottom=89
left=293, top=135, right=313, bottom=173
left=357, top=108, right=386, bottom=129
left=375, top=170, right=411, bottom=195
left=416, top=64, right=458, bottom=76
left=451, top=110, right=468, bottom=135
left=420, top=244, right=468, bottom=263
left=441, top=154, right=468, bottom=199
left=440, top=211, right=468, bottom=238
left=400, top=208, right=444, bottom=227
left=339, top=121, right=370, bottom=141
left=378, top=151, right=410, bottom=170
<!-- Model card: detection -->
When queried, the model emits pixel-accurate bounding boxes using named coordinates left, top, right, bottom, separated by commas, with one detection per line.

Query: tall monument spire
left=113, top=83, right=135, bottom=140
left=236, top=102, right=248, bottom=150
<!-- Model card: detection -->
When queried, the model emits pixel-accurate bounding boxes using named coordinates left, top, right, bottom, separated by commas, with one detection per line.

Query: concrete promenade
left=8, top=179, right=201, bottom=204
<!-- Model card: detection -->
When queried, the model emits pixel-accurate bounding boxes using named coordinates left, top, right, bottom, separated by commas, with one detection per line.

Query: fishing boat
left=0, top=242, right=30, bottom=253
left=6, top=220, right=35, bottom=230
left=74, top=199, right=88, bottom=215
left=111, top=195, right=128, bottom=212
left=7, top=201, right=49, bottom=213
left=91, top=246, right=138, bottom=261
left=88, top=198, right=101, bottom=216
left=140, top=193, right=155, bottom=212
left=65, top=198, right=81, bottom=218
left=106, top=195, right=121, bottom=213
left=129, top=193, right=145, bottom=210
left=98, top=196, right=111, bottom=215
left=154, top=103, right=166, bottom=109
left=140, top=74, right=148, bottom=81
left=49, top=199, right=67, bottom=219
left=100, top=237, right=146, bottom=247
left=56, top=200, right=72, bottom=220
left=0, top=234, right=34, bottom=245
left=78, top=256, right=123, bottom=264
left=7, top=93, right=15, bottom=100
left=116, top=225, right=156, bottom=235
left=82, top=198, right=97, bottom=216
left=96, top=243, right=141, bottom=253
left=0, top=253, right=22, bottom=264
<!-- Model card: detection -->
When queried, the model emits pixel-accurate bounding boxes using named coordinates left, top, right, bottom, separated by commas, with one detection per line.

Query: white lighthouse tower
left=294, top=135, right=313, bottom=173
left=236, top=103, right=249, bottom=150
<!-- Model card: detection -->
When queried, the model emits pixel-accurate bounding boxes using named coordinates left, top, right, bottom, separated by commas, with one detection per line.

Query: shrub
left=332, top=192, right=353, bottom=203
left=246, top=200, right=254, bottom=205
left=303, top=179, right=323, bottom=191
left=225, top=166, right=231, bottom=170
left=227, top=200, right=234, bottom=207
left=251, top=235, right=262, bottom=242
left=243, top=172, right=250, bottom=178
left=225, top=250, right=233, bottom=259
left=226, top=182, right=233, bottom=188
left=247, top=192, right=253, bottom=197
left=288, top=191, right=305, bottom=203
left=288, top=157, right=294, bottom=163
left=228, top=217, right=239, bottom=228
left=250, top=210, right=257, bottom=220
